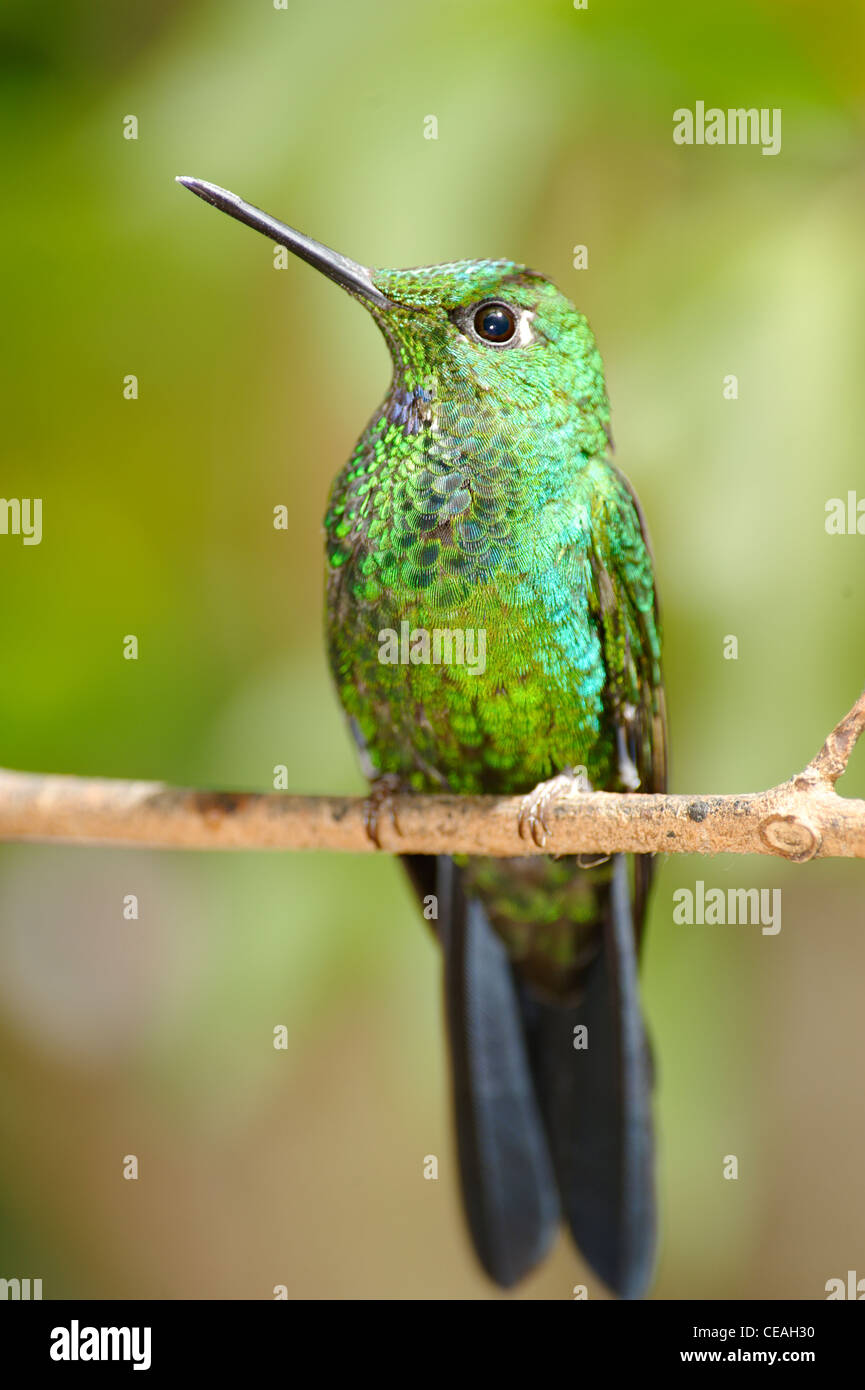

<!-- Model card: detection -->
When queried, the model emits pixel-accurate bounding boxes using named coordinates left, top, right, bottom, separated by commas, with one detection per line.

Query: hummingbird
left=178, top=177, right=666, bottom=1298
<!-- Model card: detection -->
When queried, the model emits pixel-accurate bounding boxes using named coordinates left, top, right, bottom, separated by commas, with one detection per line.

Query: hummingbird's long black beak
left=176, top=177, right=392, bottom=310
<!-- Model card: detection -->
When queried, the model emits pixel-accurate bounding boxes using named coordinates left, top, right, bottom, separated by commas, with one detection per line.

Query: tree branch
left=1, top=688, right=863, bottom=861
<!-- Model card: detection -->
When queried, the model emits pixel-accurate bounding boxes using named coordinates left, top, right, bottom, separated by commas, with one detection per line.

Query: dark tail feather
left=436, top=856, right=560, bottom=1287
left=521, top=854, right=656, bottom=1298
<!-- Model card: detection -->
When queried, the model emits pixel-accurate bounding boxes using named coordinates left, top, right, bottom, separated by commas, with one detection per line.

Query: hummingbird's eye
left=472, top=302, right=517, bottom=344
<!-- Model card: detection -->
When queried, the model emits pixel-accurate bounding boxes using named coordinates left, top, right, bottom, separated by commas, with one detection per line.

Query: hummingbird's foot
left=363, top=774, right=405, bottom=849
left=518, top=766, right=591, bottom=850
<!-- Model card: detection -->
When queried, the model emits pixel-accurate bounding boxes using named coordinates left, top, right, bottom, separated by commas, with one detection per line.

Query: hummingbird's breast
left=324, top=407, right=617, bottom=797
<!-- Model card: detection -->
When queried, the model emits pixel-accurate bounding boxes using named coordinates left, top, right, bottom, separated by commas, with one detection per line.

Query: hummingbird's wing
left=590, top=465, right=665, bottom=791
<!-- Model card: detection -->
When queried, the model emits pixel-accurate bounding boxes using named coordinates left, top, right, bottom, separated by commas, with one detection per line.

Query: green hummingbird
left=178, top=177, right=666, bottom=1298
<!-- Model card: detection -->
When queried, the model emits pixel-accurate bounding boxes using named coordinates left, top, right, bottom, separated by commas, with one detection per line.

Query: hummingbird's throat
left=385, top=383, right=435, bottom=436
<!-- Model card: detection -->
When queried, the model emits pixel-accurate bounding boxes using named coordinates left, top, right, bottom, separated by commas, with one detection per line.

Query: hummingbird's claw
left=518, top=767, right=591, bottom=850
left=363, top=774, right=405, bottom=848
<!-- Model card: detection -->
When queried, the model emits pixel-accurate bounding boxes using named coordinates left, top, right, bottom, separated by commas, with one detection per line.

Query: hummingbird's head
left=368, top=260, right=610, bottom=450
left=176, top=178, right=610, bottom=456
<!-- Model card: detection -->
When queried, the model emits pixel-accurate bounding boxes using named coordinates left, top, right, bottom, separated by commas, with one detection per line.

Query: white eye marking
left=514, top=309, right=535, bottom=346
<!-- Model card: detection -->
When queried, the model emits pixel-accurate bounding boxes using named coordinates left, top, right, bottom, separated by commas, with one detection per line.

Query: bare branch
left=800, top=685, right=865, bottom=788
left=0, top=688, right=863, bottom=862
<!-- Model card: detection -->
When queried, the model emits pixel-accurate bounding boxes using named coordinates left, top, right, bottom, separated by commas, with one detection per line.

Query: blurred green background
left=1, top=0, right=864, bottom=1300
